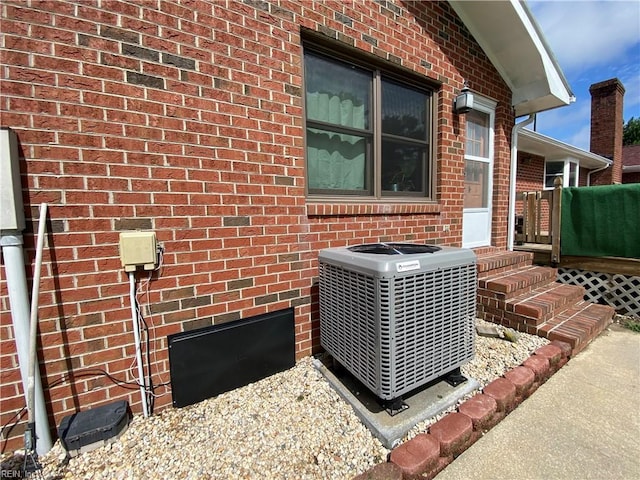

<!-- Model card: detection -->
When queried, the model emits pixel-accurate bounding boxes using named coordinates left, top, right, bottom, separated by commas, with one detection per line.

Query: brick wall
left=515, top=152, right=550, bottom=231
left=623, top=171, right=640, bottom=184
left=589, top=78, right=625, bottom=185
left=515, top=152, right=593, bottom=232
left=0, top=0, right=513, bottom=451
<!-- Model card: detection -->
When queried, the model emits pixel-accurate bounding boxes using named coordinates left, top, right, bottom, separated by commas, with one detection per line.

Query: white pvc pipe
left=129, top=272, right=149, bottom=417
left=507, top=114, right=536, bottom=251
left=0, top=234, right=52, bottom=455
left=587, top=164, right=610, bottom=186
left=27, top=203, right=48, bottom=452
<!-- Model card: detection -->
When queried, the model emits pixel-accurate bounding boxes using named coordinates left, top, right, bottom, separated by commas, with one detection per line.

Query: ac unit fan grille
left=319, top=263, right=379, bottom=390
left=319, top=260, right=476, bottom=400
left=391, top=264, right=476, bottom=395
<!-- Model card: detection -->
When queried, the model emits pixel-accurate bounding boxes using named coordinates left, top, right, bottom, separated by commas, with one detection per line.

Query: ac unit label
left=396, top=260, right=421, bottom=272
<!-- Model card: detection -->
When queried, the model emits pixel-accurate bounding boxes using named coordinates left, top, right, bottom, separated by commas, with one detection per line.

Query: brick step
left=536, top=302, right=615, bottom=355
left=471, top=246, right=501, bottom=256
left=506, top=282, right=586, bottom=325
left=479, top=266, right=557, bottom=300
left=475, top=251, right=534, bottom=279
left=479, top=282, right=586, bottom=327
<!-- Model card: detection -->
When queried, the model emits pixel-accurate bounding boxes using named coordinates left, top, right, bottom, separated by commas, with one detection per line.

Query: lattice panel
left=609, top=275, right=640, bottom=316
left=558, top=268, right=640, bottom=316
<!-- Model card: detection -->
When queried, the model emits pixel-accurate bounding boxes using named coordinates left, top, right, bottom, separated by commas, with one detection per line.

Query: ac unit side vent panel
left=319, top=245, right=476, bottom=401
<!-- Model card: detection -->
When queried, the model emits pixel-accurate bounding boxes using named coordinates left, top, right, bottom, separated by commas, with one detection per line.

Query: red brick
left=458, top=394, right=498, bottom=431
left=534, top=343, right=563, bottom=371
left=389, top=433, right=440, bottom=476
left=429, top=413, right=473, bottom=457
left=504, top=366, right=535, bottom=398
left=550, top=340, right=572, bottom=359
left=483, top=377, right=517, bottom=412
left=353, top=462, right=403, bottom=480
left=0, top=0, right=517, bottom=451
left=419, top=456, right=454, bottom=480
left=522, top=355, right=551, bottom=382
left=556, top=357, right=569, bottom=370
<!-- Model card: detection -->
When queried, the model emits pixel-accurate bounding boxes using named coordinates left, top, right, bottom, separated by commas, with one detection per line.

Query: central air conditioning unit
left=319, top=243, right=476, bottom=410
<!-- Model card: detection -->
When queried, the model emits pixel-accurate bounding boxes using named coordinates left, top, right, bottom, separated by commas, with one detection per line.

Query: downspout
left=587, top=164, right=610, bottom=186
left=1, top=128, right=52, bottom=455
left=507, top=114, right=536, bottom=251
left=0, top=235, right=53, bottom=456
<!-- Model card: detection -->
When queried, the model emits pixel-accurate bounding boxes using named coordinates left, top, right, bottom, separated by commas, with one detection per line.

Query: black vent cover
left=348, top=243, right=442, bottom=255
left=168, top=308, right=295, bottom=408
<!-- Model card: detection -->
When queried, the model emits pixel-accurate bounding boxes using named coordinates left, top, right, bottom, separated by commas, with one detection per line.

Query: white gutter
left=587, top=164, right=610, bottom=186
left=507, top=114, right=536, bottom=251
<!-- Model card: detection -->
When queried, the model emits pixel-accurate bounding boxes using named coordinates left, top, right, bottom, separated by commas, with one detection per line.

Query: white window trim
left=462, top=94, right=496, bottom=249
left=544, top=158, right=579, bottom=189
left=464, top=94, right=496, bottom=210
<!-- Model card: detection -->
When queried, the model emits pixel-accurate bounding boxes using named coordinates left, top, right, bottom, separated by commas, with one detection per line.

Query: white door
left=463, top=100, right=495, bottom=248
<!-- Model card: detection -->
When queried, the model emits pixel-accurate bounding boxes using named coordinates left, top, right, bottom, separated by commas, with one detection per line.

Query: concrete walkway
left=436, top=325, right=640, bottom=480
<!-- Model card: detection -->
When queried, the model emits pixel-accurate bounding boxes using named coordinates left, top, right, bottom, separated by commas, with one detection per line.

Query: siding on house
left=0, top=0, right=513, bottom=451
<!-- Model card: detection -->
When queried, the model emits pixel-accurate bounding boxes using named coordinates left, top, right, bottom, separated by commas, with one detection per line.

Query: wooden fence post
left=551, top=177, right=562, bottom=265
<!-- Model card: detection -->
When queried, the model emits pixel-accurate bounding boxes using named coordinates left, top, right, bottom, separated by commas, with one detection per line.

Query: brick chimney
left=589, top=78, right=625, bottom=185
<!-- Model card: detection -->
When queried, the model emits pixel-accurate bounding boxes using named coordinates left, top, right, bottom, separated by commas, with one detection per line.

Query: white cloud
left=538, top=99, right=591, bottom=131
left=566, top=124, right=591, bottom=151
left=526, top=0, right=640, bottom=143
left=530, top=98, right=592, bottom=149
left=528, top=0, right=640, bottom=72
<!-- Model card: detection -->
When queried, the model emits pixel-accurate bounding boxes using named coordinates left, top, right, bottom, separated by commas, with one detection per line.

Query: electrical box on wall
left=119, top=231, right=157, bottom=272
left=0, top=128, right=26, bottom=232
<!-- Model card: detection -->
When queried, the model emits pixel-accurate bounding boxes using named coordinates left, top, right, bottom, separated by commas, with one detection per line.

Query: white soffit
left=519, top=129, right=611, bottom=169
left=448, top=0, right=573, bottom=117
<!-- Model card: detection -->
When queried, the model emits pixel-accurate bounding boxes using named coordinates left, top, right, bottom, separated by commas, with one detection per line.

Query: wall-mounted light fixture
left=453, top=81, right=474, bottom=114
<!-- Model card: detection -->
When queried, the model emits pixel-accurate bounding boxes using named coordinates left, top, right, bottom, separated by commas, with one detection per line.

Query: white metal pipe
left=587, top=164, right=610, bottom=186
left=27, top=203, right=48, bottom=452
left=507, top=114, right=536, bottom=251
left=129, top=272, right=149, bottom=417
left=0, top=234, right=52, bottom=455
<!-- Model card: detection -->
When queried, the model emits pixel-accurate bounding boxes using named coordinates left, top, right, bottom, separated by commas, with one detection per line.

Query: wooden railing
left=515, top=177, right=562, bottom=264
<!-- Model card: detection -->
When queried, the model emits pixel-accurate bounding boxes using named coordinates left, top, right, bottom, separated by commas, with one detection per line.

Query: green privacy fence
left=561, top=183, right=640, bottom=259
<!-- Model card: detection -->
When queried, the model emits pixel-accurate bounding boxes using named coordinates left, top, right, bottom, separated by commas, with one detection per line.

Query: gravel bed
left=5, top=320, right=548, bottom=480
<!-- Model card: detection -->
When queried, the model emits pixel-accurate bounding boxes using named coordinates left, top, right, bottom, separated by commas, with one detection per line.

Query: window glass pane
left=304, top=53, right=370, bottom=130
left=545, top=161, right=564, bottom=188
left=307, top=127, right=368, bottom=192
left=464, top=160, right=489, bottom=208
left=546, top=162, right=564, bottom=175
left=544, top=174, right=558, bottom=189
left=466, top=110, right=489, bottom=158
left=569, top=162, right=578, bottom=186
left=381, top=80, right=427, bottom=140
left=382, top=140, right=425, bottom=193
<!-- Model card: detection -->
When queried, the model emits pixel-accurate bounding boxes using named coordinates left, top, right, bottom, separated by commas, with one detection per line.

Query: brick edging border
left=353, top=341, right=572, bottom=480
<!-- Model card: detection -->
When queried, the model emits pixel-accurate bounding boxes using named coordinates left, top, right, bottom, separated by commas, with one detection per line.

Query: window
left=464, top=109, right=492, bottom=209
left=304, top=48, right=434, bottom=199
left=544, top=160, right=579, bottom=188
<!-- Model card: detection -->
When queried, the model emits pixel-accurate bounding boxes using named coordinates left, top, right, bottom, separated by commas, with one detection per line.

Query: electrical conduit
left=26, top=203, right=49, bottom=454
left=129, top=272, right=149, bottom=417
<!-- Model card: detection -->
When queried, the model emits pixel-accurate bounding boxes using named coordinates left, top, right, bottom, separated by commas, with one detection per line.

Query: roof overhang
left=519, top=129, right=612, bottom=169
left=448, top=0, right=573, bottom=117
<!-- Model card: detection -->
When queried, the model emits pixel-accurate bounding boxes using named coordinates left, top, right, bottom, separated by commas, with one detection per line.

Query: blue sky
left=526, top=0, right=640, bottom=150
